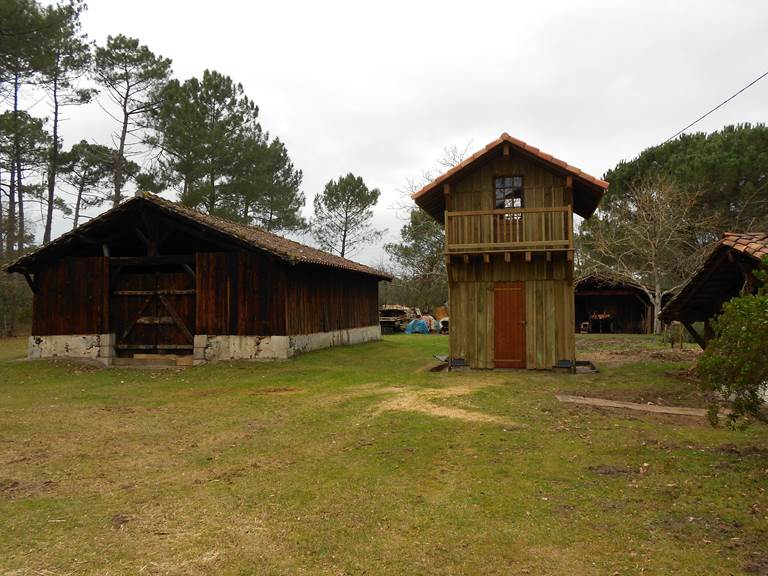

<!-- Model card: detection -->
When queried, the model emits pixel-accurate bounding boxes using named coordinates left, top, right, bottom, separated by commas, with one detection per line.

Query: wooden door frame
left=110, top=262, right=196, bottom=354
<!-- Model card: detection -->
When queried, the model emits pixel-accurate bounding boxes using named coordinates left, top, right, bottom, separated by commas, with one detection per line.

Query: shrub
left=697, top=257, right=768, bottom=427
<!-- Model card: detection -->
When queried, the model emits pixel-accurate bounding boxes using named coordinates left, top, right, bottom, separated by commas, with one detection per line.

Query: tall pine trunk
left=12, top=71, right=24, bottom=252
left=6, top=154, right=17, bottom=255
left=112, top=102, right=129, bottom=207
left=73, top=177, right=85, bottom=229
left=44, top=72, right=60, bottom=244
left=16, top=159, right=23, bottom=252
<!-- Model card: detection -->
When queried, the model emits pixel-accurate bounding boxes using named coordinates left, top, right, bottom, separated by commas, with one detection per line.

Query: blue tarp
left=404, top=318, right=430, bottom=334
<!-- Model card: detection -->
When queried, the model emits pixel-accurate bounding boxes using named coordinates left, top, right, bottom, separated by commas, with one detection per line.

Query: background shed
left=575, top=274, right=654, bottom=334
left=659, top=232, right=767, bottom=348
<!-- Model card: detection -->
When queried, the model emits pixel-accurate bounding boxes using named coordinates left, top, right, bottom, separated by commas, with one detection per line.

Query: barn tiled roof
left=658, top=232, right=767, bottom=323
left=412, top=133, right=609, bottom=222
left=5, top=193, right=392, bottom=280
left=721, top=231, right=768, bottom=260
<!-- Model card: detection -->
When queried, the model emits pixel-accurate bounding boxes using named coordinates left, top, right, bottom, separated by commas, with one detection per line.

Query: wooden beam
left=136, top=316, right=174, bottom=325
left=483, top=253, right=490, bottom=265
left=567, top=249, right=573, bottom=261
left=182, top=263, right=196, bottom=281
left=463, top=254, right=470, bottom=264
left=121, top=296, right=154, bottom=341
left=113, top=289, right=196, bottom=296
left=504, top=252, right=511, bottom=263
left=110, top=255, right=194, bottom=267
left=101, top=243, right=110, bottom=257
left=546, top=251, right=552, bottom=262
left=525, top=251, right=532, bottom=263
left=21, top=269, right=37, bottom=293
left=682, top=321, right=707, bottom=350
left=503, top=143, right=510, bottom=157
left=444, top=255, right=451, bottom=267
left=443, top=183, right=451, bottom=197
left=159, top=295, right=194, bottom=343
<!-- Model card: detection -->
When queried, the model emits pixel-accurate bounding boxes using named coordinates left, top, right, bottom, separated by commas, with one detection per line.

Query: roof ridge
left=5, top=192, right=392, bottom=280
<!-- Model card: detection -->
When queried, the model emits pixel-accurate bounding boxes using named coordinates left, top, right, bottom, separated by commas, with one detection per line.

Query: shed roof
left=659, top=232, right=767, bottom=323
left=5, top=193, right=392, bottom=280
left=412, top=133, right=609, bottom=223
left=575, top=273, right=653, bottom=296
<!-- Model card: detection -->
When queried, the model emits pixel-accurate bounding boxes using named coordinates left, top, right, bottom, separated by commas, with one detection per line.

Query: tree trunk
left=0, top=168, right=4, bottom=256
left=44, top=74, right=60, bottom=244
left=7, top=71, right=19, bottom=254
left=16, top=160, right=24, bottom=252
left=6, top=159, right=16, bottom=255
left=113, top=106, right=129, bottom=207
left=73, top=177, right=85, bottom=229
left=653, top=280, right=663, bottom=335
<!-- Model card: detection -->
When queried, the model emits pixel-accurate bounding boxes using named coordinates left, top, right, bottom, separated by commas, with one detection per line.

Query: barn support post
left=682, top=321, right=707, bottom=349
left=20, top=268, right=37, bottom=293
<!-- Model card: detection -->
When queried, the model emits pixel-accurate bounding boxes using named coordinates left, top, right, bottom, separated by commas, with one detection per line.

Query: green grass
left=0, top=334, right=766, bottom=575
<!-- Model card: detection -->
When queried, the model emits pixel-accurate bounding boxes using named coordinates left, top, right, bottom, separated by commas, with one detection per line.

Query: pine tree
left=38, top=0, right=92, bottom=243
left=312, top=173, right=384, bottom=258
left=93, top=34, right=171, bottom=207
left=58, top=140, right=112, bottom=228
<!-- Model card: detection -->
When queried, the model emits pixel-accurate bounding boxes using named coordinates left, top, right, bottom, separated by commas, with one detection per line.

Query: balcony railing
left=445, top=206, right=573, bottom=254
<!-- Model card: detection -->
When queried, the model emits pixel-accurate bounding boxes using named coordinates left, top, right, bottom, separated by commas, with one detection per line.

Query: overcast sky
left=40, top=0, right=768, bottom=265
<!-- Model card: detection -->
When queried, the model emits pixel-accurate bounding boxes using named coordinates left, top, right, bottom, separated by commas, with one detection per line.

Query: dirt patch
left=375, top=383, right=519, bottom=428
left=249, top=387, right=300, bottom=395
left=0, top=478, right=57, bottom=500
left=744, top=554, right=768, bottom=575
left=587, top=464, right=632, bottom=476
left=110, top=513, right=130, bottom=529
left=715, top=444, right=768, bottom=457
left=583, top=347, right=701, bottom=367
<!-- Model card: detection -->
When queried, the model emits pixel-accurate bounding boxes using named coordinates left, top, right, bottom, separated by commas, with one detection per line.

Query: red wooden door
left=494, top=282, right=526, bottom=368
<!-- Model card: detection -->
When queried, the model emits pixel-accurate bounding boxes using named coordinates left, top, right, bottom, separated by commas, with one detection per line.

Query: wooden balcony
left=445, top=206, right=574, bottom=254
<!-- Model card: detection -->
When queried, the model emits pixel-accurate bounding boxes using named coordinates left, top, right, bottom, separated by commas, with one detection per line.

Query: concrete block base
left=195, top=324, right=381, bottom=363
left=28, top=326, right=381, bottom=366
left=28, top=333, right=116, bottom=366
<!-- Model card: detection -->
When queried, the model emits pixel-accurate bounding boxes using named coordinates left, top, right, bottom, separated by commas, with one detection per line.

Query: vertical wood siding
left=195, top=251, right=287, bottom=336
left=448, top=153, right=567, bottom=214
left=449, top=252, right=574, bottom=369
left=285, top=265, right=379, bottom=335
left=32, top=257, right=108, bottom=335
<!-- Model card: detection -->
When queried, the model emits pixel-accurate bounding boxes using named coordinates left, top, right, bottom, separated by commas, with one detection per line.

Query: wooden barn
left=575, top=274, right=654, bottom=334
left=412, top=133, right=608, bottom=369
left=659, top=232, right=767, bottom=348
left=4, top=193, right=390, bottom=366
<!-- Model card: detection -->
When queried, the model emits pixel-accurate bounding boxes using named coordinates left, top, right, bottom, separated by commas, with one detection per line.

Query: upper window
left=494, top=176, right=523, bottom=211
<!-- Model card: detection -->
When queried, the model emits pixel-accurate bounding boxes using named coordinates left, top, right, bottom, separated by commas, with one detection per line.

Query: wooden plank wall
left=449, top=153, right=566, bottom=210
left=196, top=251, right=287, bottom=336
left=449, top=253, right=574, bottom=369
left=32, top=256, right=108, bottom=335
left=285, top=265, right=379, bottom=335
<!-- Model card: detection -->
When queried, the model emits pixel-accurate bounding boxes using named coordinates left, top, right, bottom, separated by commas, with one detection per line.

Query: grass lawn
left=1, top=334, right=766, bottom=575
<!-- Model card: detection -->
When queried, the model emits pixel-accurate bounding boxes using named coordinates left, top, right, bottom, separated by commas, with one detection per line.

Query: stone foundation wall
left=27, top=326, right=381, bottom=366
left=195, top=325, right=381, bottom=363
left=28, top=333, right=115, bottom=366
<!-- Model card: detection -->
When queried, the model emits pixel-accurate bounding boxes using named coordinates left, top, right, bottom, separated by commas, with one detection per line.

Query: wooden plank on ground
left=555, top=394, right=720, bottom=417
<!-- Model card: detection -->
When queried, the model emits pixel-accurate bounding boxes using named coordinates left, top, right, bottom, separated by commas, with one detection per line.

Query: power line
left=663, top=69, right=768, bottom=144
